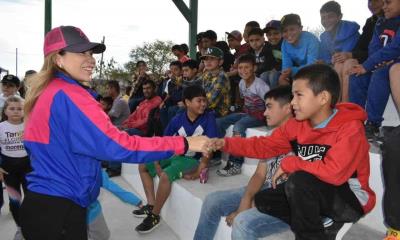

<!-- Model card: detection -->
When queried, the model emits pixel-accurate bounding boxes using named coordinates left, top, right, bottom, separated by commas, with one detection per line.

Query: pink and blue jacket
left=24, top=72, right=185, bottom=207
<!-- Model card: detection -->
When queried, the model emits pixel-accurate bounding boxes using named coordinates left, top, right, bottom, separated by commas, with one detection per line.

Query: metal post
left=15, top=48, right=18, bottom=76
left=172, top=0, right=198, bottom=58
left=45, top=0, right=52, bottom=35
left=99, top=36, right=105, bottom=80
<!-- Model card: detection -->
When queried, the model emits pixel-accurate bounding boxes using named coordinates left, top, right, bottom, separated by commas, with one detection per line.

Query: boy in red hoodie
left=208, top=64, right=375, bottom=239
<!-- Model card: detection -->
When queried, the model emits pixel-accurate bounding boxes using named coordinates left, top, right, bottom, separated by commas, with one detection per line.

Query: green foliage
left=126, top=39, right=176, bottom=80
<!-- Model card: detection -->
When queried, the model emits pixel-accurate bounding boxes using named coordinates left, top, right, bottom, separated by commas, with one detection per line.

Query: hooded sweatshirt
left=320, top=20, right=360, bottom=64
left=223, top=103, right=375, bottom=213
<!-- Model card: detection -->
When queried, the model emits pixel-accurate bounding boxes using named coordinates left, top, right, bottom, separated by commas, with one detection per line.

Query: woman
left=20, top=25, right=207, bottom=240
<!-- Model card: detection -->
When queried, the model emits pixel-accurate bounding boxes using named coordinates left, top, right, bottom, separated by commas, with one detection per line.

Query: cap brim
left=200, top=54, right=219, bottom=60
left=63, top=42, right=106, bottom=54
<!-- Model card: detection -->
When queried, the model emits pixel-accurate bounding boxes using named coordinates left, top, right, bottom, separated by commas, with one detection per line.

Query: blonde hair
left=24, top=52, right=60, bottom=116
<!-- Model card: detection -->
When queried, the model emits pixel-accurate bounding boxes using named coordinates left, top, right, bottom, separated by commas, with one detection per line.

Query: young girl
left=0, top=96, right=30, bottom=240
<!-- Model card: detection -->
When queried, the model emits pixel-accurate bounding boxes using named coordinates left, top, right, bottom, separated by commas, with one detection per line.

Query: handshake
left=186, top=136, right=225, bottom=156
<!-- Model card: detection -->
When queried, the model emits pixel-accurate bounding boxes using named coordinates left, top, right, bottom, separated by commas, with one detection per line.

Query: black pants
left=255, top=171, right=364, bottom=240
left=0, top=180, right=3, bottom=211
left=382, top=125, right=400, bottom=230
left=20, top=191, right=87, bottom=240
left=1, top=155, right=31, bottom=226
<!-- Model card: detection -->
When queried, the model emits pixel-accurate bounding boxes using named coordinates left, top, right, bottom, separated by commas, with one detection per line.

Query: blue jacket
left=363, top=16, right=400, bottom=71
left=282, top=31, right=321, bottom=76
left=87, top=170, right=141, bottom=224
left=320, top=20, right=360, bottom=64
left=24, top=72, right=185, bottom=207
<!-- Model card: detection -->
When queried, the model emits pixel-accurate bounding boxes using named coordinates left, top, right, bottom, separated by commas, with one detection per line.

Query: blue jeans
left=260, top=70, right=280, bottom=89
left=216, top=113, right=265, bottom=165
left=349, top=66, right=391, bottom=126
left=193, top=186, right=289, bottom=240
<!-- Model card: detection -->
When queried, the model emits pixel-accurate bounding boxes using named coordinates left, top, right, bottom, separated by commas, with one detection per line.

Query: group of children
left=120, top=0, right=400, bottom=239
left=1, top=0, right=400, bottom=239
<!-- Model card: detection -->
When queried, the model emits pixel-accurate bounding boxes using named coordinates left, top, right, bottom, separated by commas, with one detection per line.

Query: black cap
left=1, top=74, right=20, bottom=87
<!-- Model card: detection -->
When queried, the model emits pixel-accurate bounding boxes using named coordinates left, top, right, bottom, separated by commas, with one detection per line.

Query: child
left=200, top=47, right=231, bottom=118
left=349, top=0, right=400, bottom=140
left=133, top=85, right=218, bottom=233
left=264, top=20, right=283, bottom=88
left=319, top=1, right=360, bottom=65
left=332, top=0, right=383, bottom=102
left=160, top=61, right=184, bottom=129
left=172, top=44, right=190, bottom=63
left=278, top=14, right=321, bottom=85
left=106, top=80, right=130, bottom=128
left=209, top=64, right=375, bottom=239
left=0, top=97, right=31, bottom=240
left=194, top=86, right=293, bottom=240
left=129, top=60, right=152, bottom=112
left=87, top=169, right=143, bottom=240
left=182, top=59, right=202, bottom=88
left=0, top=75, right=22, bottom=120
left=247, top=27, right=276, bottom=87
left=216, top=54, right=269, bottom=177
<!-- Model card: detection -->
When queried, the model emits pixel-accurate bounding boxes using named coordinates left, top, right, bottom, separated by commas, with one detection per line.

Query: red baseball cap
left=43, top=26, right=106, bottom=56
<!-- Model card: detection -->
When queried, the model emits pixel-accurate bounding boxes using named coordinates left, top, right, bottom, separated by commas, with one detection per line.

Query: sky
left=0, top=0, right=371, bottom=79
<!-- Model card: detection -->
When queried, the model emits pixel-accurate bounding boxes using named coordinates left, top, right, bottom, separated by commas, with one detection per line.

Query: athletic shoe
left=365, top=121, right=380, bottom=142
left=132, top=204, right=153, bottom=218
left=216, top=162, right=241, bottom=177
left=199, top=168, right=209, bottom=184
left=135, top=212, right=161, bottom=234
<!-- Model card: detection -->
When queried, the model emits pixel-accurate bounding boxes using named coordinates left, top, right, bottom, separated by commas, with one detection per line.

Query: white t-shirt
left=0, top=121, right=27, bottom=158
left=239, top=77, right=269, bottom=119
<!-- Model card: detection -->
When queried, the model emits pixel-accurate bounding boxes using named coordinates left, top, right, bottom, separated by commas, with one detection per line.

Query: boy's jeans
left=216, top=113, right=265, bottom=165
left=193, top=185, right=289, bottom=240
left=260, top=70, right=280, bottom=89
left=349, top=66, right=391, bottom=126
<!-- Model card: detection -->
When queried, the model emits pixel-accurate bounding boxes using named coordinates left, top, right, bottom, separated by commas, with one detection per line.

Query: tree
left=126, top=40, right=176, bottom=80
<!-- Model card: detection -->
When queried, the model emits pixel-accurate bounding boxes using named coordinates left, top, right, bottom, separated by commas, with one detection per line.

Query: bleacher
left=122, top=97, right=399, bottom=239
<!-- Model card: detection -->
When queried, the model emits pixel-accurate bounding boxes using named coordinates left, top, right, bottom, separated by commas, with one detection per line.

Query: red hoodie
left=223, top=103, right=376, bottom=213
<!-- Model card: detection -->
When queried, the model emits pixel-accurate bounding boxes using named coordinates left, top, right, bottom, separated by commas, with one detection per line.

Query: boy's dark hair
left=320, top=1, right=342, bottom=15
left=182, top=59, right=199, bottom=69
left=248, top=28, right=265, bottom=38
left=183, top=85, right=206, bottom=101
left=172, top=44, right=182, bottom=52
left=107, top=80, right=120, bottom=93
left=293, top=64, right=340, bottom=106
left=264, top=85, right=293, bottom=106
left=100, top=96, right=114, bottom=106
left=237, top=54, right=256, bottom=65
left=215, top=41, right=230, bottom=53
left=136, top=60, right=146, bottom=67
left=203, top=30, right=217, bottom=40
left=245, top=21, right=260, bottom=28
left=180, top=43, right=189, bottom=54
left=170, top=61, right=183, bottom=69
left=142, top=79, right=156, bottom=89
left=196, top=32, right=205, bottom=44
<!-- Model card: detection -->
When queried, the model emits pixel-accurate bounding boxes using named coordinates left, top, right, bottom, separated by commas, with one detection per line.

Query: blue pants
left=349, top=66, right=391, bottom=126
left=193, top=185, right=289, bottom=240
left=216, top=113, right=265, bottom=165
left=260, top=70, right=280, bottom=89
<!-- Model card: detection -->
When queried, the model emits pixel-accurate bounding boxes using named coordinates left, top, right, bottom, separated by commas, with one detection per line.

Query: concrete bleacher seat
left=122, top=100, right=397, bottom=239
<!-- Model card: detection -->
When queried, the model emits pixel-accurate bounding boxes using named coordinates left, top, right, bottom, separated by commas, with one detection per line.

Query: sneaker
left=208, top=158, right=222, bottom=168
left=365, top=121, right=380, bottom=142
left=199, top=168, right=209, bottom=184
left=13, top=227, right=24, bottom=240
left=132, top=204, right=153, bottom=218
left=324, top=221, right=348, bottom=240
left=135, top=213, right=161, bottom=234
left=216, top=162, right=241, bottom=177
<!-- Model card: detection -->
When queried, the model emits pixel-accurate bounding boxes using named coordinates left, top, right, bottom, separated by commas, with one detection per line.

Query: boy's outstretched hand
left=186, top=136, right=210, bottom=155
left=206, top=138, right=225, bottom=153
